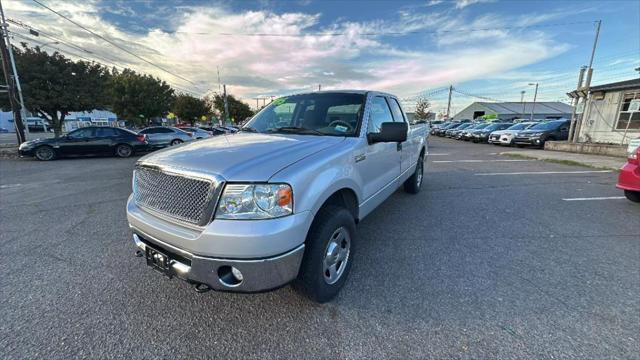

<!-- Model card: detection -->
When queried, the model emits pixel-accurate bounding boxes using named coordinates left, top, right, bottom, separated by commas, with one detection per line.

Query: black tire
left=34, top=145, right=55, bottom=161
left=115, top=144, right=133, bottom=158
left=404, top=154, right=424, bottom=194
left=516, top=144, right=525, bottom=148
left=624, top=190, right=640, bottom=203
left=295, top=206, right=356, bottom=303
left=170, top=139, right=183, bottom=146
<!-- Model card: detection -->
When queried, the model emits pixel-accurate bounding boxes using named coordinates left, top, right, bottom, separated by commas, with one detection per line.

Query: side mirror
left=368, top=122, right=408, bottom=144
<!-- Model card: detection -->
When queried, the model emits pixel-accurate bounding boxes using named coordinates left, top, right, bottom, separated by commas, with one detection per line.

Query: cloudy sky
left=4, top=0, right=640, bottom=114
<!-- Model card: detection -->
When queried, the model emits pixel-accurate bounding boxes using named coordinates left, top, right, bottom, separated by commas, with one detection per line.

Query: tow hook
left=135, top=250, right=144, bottom=257
left=194, top=283, right=211, bottom=293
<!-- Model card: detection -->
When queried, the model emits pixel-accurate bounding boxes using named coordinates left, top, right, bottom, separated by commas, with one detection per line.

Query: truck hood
left=138, top=133, right=345, bottom=181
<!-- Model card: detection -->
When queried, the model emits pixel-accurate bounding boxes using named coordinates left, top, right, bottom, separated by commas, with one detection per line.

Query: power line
left=30, top=0, right=197, bottom=85
left=7, top=30, right=203, bottom=96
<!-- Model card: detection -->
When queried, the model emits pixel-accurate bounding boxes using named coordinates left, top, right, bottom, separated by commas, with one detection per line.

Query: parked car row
left=18, top=125, right=238, bottom=161
left=431, top=119, right=571, bottom=148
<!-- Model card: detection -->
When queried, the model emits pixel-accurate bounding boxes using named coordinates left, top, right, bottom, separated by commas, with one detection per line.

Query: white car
left=182, top=127, right=212, bottom=139
left=489, top=122, right=537, bottom=146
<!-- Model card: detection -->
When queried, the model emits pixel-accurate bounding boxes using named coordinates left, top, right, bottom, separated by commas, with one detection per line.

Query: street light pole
left=0, top=0, right=26, bottom=143
left=520, top=90, right=526, bottom=117
left=529, top=83, right=538, bottom=122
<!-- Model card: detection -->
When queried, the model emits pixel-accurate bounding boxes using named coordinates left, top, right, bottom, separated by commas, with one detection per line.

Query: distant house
left=568, top=78, right=640, bottom=144
left=451, top=102, right=573, bottom=121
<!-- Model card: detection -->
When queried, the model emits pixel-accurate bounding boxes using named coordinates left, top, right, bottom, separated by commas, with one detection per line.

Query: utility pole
left=217, top=66, right=221, bottom=93
left=520, top=90, right=526, bottom=117
left=446, top=85, right=453, bottom=120
left=318, top=84, right=321, bottom=91
left=223, top=84, right=229, bottom=124
left=567, top=66, right=586, bottom=142
left=255, top=97, right=259, bottom=110
left=573, top=20, right=601, bottom=143
left=0, top=0, right=26, bottom=144
left=529, top=83, right=538, bottom=122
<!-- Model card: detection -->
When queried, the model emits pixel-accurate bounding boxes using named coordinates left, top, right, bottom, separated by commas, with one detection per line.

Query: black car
left=471, top=123, right=513, bottom=143
left=436, top=122, right=463, bottom=136
left=18, top=126, right=149, bottom=161
left=446, top=122, right=474, bottom=137
left=461, top=123, right=490, bottom=140
left=513, top=120, right=570, bottom=148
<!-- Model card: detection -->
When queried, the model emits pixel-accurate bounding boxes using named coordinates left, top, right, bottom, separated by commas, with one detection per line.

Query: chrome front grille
left=133, top=166, right=221, bottom=226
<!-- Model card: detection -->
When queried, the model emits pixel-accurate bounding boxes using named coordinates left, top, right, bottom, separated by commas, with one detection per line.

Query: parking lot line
left=562, top=196, right=626, bottom=201
left=433, top=159, right=533, bottom=163
left=474, top=170, right=612, bottom=176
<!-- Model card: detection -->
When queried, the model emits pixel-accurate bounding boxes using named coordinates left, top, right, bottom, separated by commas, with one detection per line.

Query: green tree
left=109, top=68, right=174, bottom=127
left=208, top=93, right=254, bottom=124
left=172, top=94, right=211, bottom=126
left=414, top=97, right=431, bottom=121
left=0, top=45, right=111, bottom=137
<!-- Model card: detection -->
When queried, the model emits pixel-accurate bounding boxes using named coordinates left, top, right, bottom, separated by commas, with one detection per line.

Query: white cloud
left=455, top=0, right=496, bottom=9
left=4, top=0, right=573, bottom=106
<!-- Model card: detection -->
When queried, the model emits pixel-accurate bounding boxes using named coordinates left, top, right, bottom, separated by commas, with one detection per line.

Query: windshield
left=529, top=121, right=565, bottom=131
left=473, top=123, right=490, bottom=130
left=506, top=123, right=528, bottom=130
left=243, top=93, right=365, bottom=136
left=457, top=123, right=473, bottom=130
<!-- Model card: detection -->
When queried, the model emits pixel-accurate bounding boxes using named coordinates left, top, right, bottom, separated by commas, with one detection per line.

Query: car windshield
left=483, top=123, right=503, bottom=131
left=529, top=121, right=565, bottom=130
left=243, top=93, right=365, bottom=136
left=473, top=123, right=490, bottom=129
left=457, top=123, right=472, bottom=130
left=507, top=123, right=528, bottom=130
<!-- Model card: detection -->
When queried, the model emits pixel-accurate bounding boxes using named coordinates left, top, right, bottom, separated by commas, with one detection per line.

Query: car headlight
left=216, top=183, right=293, bottom=219
left=531, top=132, right=544, bottom=137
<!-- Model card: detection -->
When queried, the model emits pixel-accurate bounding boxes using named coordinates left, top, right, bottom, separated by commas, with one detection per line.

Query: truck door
left=387, top=97, right=415, bottom=176
left=357, top=96, right=402, bottom=203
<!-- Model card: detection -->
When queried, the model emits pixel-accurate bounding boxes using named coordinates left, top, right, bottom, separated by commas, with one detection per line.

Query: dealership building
left=451, top=101, right=573, bottom=121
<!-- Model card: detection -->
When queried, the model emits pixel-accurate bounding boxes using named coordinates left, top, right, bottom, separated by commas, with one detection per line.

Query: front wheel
left=115, top=144, right=133, bottom=158
left=404, top=154, right=424, bottom=194
left=295, top=206, right=356, bottom=303
left=34, top=146, right=55, bottom=161
left=170, top=139, right=183, bottom=146
left=624, top=190, right=640, bottom=203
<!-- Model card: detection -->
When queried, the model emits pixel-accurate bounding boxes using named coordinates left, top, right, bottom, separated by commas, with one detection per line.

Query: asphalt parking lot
left=1, top=136, right=638, bottom=359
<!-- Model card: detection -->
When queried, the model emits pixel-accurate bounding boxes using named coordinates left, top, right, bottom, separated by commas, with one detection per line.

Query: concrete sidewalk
left=500, top=149, right=626, bottom=171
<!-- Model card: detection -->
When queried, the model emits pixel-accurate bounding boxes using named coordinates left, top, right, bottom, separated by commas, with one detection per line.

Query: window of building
left=616, top=92, right=640, bottom=130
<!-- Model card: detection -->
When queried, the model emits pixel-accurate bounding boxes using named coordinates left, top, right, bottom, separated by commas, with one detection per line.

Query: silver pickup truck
left=127, top=90, right=428, bottom=302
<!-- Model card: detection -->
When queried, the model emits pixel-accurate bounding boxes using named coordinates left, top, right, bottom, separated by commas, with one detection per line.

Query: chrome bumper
left=133, top=233, right=305, bottom=292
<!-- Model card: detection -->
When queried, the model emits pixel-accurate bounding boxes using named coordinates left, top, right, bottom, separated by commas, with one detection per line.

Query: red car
left=617, top=145, right=640, bottom=203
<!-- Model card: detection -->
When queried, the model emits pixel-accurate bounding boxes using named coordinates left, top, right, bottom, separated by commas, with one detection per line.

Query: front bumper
left=133, top=232, right=305, bottom=292
left=18, top=148, right=35, bottom=157
left=513, top=137, right=543, bottom=146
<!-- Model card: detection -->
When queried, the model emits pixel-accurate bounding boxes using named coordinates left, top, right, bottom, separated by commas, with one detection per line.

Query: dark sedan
left=445, top=123, right=474, bottom=138
left=513, top=120, right=570, bottom=148
left=471, top=123, right=513, bottom=143
left=460, top=123, right=490, bottom=140
left=18, top=126, right=148, bottom=161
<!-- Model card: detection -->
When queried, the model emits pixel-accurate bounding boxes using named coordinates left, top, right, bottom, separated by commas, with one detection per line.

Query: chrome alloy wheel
left=416, top=159, right=424, bottom=187
left=323, top=227, right=351, bottom=285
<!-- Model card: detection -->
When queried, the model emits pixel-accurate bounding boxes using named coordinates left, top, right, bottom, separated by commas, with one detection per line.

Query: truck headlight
left=215, top=183, right=293, bottom=219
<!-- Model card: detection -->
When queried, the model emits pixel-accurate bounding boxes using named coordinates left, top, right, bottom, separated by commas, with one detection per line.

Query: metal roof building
left=451, top=101, right=573, bottom=121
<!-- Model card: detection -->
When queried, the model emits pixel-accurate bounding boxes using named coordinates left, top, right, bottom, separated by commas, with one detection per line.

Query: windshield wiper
left=266, top=126, right=324, bottom=135
left=239, top=126, right=259, bottom=133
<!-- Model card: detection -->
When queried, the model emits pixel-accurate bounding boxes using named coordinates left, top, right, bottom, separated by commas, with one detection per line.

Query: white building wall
left=578, top=90, right=639, bottom=144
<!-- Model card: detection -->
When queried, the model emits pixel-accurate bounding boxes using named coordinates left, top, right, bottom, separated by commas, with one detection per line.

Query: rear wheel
left=295, top=206, right=356, bottom=303
left=34, top=146, right=55, bottom=161
left=404, top=154, right=424, bottom=194
left=115, top=144, right=133, bottom=158
left=624, top=190, right=640, bottom=203
left=170, top=139, right=183, bottom=146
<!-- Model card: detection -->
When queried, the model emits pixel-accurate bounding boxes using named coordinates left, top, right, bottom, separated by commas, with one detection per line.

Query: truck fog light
left=217, top=265, right=243, bottom=287
left=231, top=267, right=244, bottom=281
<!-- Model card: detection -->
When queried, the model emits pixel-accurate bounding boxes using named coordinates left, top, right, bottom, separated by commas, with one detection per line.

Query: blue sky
left=5, top=0, right=640, bottom=114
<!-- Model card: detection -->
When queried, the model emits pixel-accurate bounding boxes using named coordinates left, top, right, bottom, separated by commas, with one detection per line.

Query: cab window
left=388, top=98, right=406, bottom=123
left=368, top=96, right=393, bottom=133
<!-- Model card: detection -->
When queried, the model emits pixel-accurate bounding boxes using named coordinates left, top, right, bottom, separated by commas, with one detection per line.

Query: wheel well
left=319, top=188, right=359, bottom=223
left=419, top=146, right=425, bottom=158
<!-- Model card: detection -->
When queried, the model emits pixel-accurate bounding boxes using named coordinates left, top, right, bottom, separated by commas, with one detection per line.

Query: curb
left=500, top=151, right=621, bottom=171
